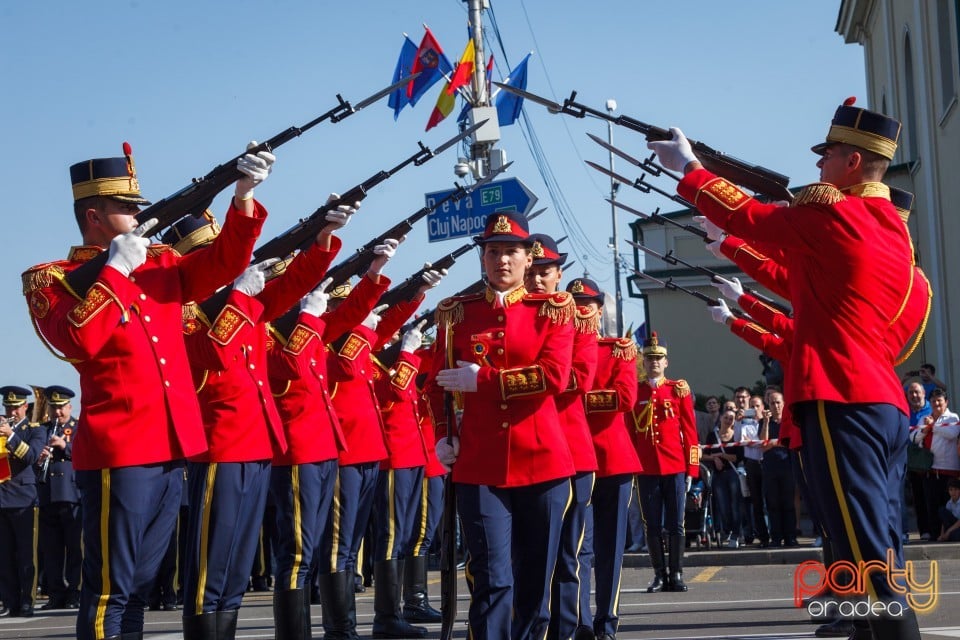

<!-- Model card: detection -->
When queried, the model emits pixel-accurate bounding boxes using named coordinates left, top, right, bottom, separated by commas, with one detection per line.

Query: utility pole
left=463, top=0, right=501, bottom=179
left=606, top=98, right=624, bottom=337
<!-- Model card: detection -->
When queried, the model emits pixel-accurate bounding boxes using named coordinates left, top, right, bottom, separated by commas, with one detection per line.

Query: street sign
left=425, top=177, right=538, bottom=242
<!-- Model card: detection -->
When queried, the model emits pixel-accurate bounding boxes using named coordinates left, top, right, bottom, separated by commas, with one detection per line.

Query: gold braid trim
left=537, top=291, right=574, bottom=325
left=793, top=183, right=845, bottom=206
left=574, top=306, right=601, bottom=334
left=21, top=263, right=67, bottom=295
left=895, top=270, right=933, bottom=366
left=435, top=298, right=464, bottom=328
left=673, top=379, right=691, bottom=398
left=611, top=338, right=638, bottom=361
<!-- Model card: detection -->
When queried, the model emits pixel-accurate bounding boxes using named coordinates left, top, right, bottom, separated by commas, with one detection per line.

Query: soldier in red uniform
left=648, top=99, right=922, bottom=640
left=22, top=143, right=271, bottom=640
left=567, top=278, right=639, bottom=640
left=167, top=196, right=352, bottom=639
left=524, top=235, right=599, bottom=640
left=632, top=333, right=698, bottom=594
left=428, top=211, right=575, bottom=640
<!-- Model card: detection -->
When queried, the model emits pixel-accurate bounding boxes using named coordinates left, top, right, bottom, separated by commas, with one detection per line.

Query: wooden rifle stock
left=439, top=319, right=458, bottom=640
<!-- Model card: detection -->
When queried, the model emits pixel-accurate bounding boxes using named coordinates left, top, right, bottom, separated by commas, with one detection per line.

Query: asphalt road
left=3, top=557, right=958, bottom=639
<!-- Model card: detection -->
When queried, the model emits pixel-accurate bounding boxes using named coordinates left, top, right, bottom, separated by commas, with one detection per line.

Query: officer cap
left=811, top=97, right=901, bottom=160
left=329, top=279, right=352, bottom=300
left=642, top=331, right=668, bottom=357
left=160, top=211, right=221, bottom=255
left=44, top=385, right=75, bottom=406
left=566, top=277, right=604, bottom=304
left=473, top=210, right=532, bottom=245
left=528, top=233, right=568, bottom=266
left=0, top=385, right=31, bottom=407
left=889, top=187, right=914, bottom=224
left=70, top=142, right=152, bottom=205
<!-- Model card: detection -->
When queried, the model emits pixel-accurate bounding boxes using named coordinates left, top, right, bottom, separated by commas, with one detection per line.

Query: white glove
left=436, top=435, right=460, bottom=469
left=361, top=304, right=388, bottom=331
left=400, top=322, right=424, bottom=353
left=323, top=193, right=357, bottom=231
left=709, top=299, right=735, bottom=325
left=712, top=276, right=744, bottom=301
left=705, top=238, right=724, bottom=259
left=106, top=218, right=157, bottom=277
left=232, top=258, right=280, bottom=297
left=646, top=127, right=698, bottom=173
left=300, top=277, right=333, bottom=317
left=235, top=141, right=276, bottom=201
left=686, top=476, right=693, bottom=493
left=368, top=238, right=401, bottom=275
left=693, top=215, right=725, bottom=242
left=420, top=265, right=447, bottom=289
left=436, top=360, right=480, bottom=393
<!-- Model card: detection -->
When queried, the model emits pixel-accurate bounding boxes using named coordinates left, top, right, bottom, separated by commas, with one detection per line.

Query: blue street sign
left=425, top=177, right=538, bottom=242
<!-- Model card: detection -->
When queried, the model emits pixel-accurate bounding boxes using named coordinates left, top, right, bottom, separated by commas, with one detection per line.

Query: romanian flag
left=426, top=80, right=457, bottom=131
left=407, top=27, right=452, bottom=105
left=446, top=39, right=476, bottom=95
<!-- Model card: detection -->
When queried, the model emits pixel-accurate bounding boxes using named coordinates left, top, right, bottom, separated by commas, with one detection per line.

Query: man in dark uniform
left=37, top=385, right=82, bottom=610
left=649, top=98, right=923, bottom=639
left=0, top=386, right=45, bottom=617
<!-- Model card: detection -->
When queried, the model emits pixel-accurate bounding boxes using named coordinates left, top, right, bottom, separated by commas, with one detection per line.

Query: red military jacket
left=415, top=345, right=448, bottom=479
left=375, top=350, right=430, bottom=470
left=185, top=239, right=339, bottom=463
left=585, top=336, right=641, bottom=477
left=555, top=306, right=599, bottom=473
left=265, top=278, right=380, bottom=466
left=632, top=377, right=699, bottom=478
left=426, top=287, right=576, bottom=488
left=23, top=203, right=265, bottom=470
left=682, top=171, right=914, bottom=413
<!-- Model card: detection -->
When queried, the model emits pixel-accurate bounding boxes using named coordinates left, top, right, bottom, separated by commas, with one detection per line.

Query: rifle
left=626, top=240, right=792, bottom=317
left=64, top=74, right=418, bottom=297
left=268, top=164, right=505, bottom=339
left=629, top=267, right=750, bottom=321
left=251, top=121, right=486, bottom=264
left=439, top=318, right=459, bottom=640
left=587, top=160, right=697, bottom=211
left=495, top=83, right=793, bottom=202
left=608, top=198, right=707, bottom=239
left=375, top=244, right=477, bottom=369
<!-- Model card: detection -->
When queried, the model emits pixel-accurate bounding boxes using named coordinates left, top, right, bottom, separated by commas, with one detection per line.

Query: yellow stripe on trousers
left=195, top=463, right=218, bottom=614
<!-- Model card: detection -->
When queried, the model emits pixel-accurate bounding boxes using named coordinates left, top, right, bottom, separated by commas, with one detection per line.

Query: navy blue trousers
left=411, top=475, right=443, bottom=557
left=75, top=463, right=181, bottom=639
left=182, top=460, right=271, bottom=614
left=318, top=462, right=379, bottom=573
left=457, top=478, right=571, bottom=640
left=38, top=502, right=82, bottom=601
left=591, top=473, right=633, bottom=637
left=374, top=467, right=424, bottom=561
left=578, top=503, right=594, bottom=628
left=796, top=401, right=909, bottom=605
left=270, top=459, right=337, bottom=591
left=637, top=472, right=686, bottom=539
left=549, top=471, right=594, bottom=640
left=0, top=506, right=37, bottom=613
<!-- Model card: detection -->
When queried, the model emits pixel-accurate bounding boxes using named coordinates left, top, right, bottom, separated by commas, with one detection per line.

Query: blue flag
left=495, top=54, right=531, bottom=127
left=407, top=28, right=453, bottom=106
left=633, top=322, right=647, bottom=344
left=388, top=35, right=418, bottom=120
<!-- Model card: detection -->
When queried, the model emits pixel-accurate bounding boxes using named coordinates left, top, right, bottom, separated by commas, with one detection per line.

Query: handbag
left=907, top=441, right=934, bottom=472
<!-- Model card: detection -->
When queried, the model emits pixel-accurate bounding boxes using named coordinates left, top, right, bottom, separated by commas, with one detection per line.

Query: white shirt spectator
left=946, top=495, right=960, bottom=521
left=738, top=418, right=762, bottom=461
left=911, top=409, right=960, bottom=471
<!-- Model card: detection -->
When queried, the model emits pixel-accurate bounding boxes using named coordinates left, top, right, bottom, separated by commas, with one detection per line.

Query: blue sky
left=1, top=1, right=865, bottom=394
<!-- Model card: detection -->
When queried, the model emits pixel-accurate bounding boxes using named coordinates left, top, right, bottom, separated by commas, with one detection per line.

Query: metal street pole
left=607, top=99, right=624, bottom=337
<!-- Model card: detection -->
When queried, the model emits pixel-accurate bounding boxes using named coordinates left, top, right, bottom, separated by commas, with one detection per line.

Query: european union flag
left=495, top=54, right=530, bottom=127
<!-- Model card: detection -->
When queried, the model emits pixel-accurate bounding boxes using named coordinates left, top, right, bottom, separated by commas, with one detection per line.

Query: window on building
left=937, top=0, right=957, bottom=112
left=904, top=32, right=920, bottom=160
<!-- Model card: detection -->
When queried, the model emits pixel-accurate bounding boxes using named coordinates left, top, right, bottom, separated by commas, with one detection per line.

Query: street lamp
left=606, top=98, right=624, bottom=337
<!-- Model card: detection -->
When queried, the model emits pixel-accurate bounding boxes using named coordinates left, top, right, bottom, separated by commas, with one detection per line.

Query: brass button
left=497, top=331, right=505, bottom=338
left=497, top=348, right=504, bottom=355
left=500, top=404, right=508, bottom=410
left=501, top=421, right=509, bottom=429
left=497, top=315, right=504, bottom=322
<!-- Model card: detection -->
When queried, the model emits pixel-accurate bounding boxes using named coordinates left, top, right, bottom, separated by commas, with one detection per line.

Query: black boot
left=274, top=590, right=309, bottom=640
left=402, top=555, right=442, bottom=623
left=121, top=634, right=144, bottom=640
left=217, top=610, right=239, bottom=640
left=318, top=571, right=359, bottom=640
left=182, top=612, right=218, bottom=640
left=667, top=534, right=688, bottom=592
left=372, top=559, right=427, bottom=639
left=645, top=535, right=667, bottom=593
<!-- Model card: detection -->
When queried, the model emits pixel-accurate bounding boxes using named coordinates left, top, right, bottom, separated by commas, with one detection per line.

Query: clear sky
left=0, top=1, right=865, bottom=398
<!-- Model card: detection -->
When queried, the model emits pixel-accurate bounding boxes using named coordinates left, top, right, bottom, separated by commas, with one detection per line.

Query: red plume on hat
left=843, top=96, right=856, bottom=106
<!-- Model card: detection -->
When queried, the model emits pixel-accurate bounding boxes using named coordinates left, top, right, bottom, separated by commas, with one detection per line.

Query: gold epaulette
left=668, top=378, right=691, bottom=398
left=611, top=337, right=638, bottom=361
left=21, top=261, right=68, bottom=296
left=147, top=244, right=173, bottom=257
left=435, top=293, right=482, bottom=327
left=574, top=305, right=601, bottom=334
left=794, top=183, right=845, bottom=207
left=526, top=291, right=574, bottom=325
